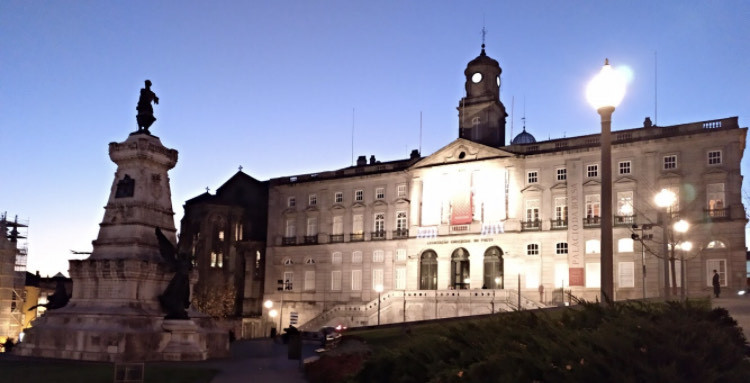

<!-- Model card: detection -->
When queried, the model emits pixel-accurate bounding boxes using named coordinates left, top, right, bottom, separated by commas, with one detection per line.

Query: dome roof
left=467, top=44, right=499, bottom=68
left=511, top=128, right=536, bottom=145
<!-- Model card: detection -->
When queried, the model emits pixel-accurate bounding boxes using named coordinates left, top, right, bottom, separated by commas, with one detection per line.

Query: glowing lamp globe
left=680, top=241, right=693, bottom=252
left=374, top=284, right=384, bottom=293
left=654, top=189, right=677, bottom=208
left=587, top=59, right=626, bottom=110
left=673, top=219, right=689, bottom=233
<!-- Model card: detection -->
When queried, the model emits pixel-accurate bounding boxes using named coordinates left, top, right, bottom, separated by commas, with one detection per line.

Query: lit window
left=585, top=239, right=600, bottom=254
left=586, top=195, right=600, bottom=219
left=351, top=270, right=362, bottom=290
left=355, top=189, right=364, bottom=201
left=332, top=252, right=342, bottom=264
left=527, top=171, right=538, bottom=184
left=308, top=194, right=317, bottom=206
left=706, top=259, right=726, bottom=287
left=285, top=219, right=296, bottom=237
left=283, top=272, right=293, bottom=290
left=304, top=270, right=315, bottom=291
left=376, top=187, right=385, bottom=199
left=288, top=197, right=296, bottom=208
left=557, top=168, right=567, bottom=181
left=218, top=230, right=224, bottom=241
left=554, top=263, right=569, bottom=287
left=331, top=270, right=342, bottom=291
left=395, top=267, right=406, bottom=290
left=619, top=262, right=635, bottom=288
left=306, top=217, right=317, bottom=236
left=587, top=164, right=598, bottom=178
left=397, top=184, right=407, bottom=198
left=619, top=161, right=631, bottom=175
left=707, top=183, right=725, bottom=213
left=556, top=242, right=568, bottom=255
left=395, top=248, right=407, bottom=261
left=332, top=216, right=343, bottom=235
left=618, top=238, right=634, bottom=253
left=617, top=191, right=634, bottom=216
left=708, top=150, right=722, bottom=165
left=554, top=197, right=567, bottom=221
left=706, top=240, right=726, bottom=249
left=586, top=263, right=600, bottom=288
left=525, top=200, right=540, bottom=222
left=372, top=269, right=384, bottom=290
left=663, top=155, right=677, bottom=170
left=374, top=213, right=385, bottom=233
left=352, top=214, right=363, bottom=234
left=352, top=251, right=362, bottom=263
left=373, top=250, right=384, bottom=262
left=334, top=192, right=343, bottom=203
left=210, top=252, right=217, bottom=268
left=526, top=243, right=539, bottom=256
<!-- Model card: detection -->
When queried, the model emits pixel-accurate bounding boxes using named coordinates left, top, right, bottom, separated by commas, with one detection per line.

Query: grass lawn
left=0, top=358, right=218, bottom=383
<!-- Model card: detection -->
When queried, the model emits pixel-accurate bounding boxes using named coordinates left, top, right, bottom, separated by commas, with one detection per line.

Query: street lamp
left=374, top=284, right=383, bottom=325
left=263, top=300, right=274, bottom=336
left=672, top=219, right=689, bottom=298
left=587, top=58, right=627, bottom=303
left=654, top=188, right=676, bottom=298
left=679, top=241, right=693, bottom=299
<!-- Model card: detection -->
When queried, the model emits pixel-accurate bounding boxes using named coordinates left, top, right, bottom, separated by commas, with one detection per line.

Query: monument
left=16, top=81, right=229, bottom=361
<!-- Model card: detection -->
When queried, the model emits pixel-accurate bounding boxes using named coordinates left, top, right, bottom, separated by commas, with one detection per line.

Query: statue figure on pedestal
left=155, top=228, right=191, bottom=319
left=136, top=80, right=159, bottom=134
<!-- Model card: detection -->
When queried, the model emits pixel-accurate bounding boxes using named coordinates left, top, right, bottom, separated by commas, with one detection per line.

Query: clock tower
left=458, top=44, right=508, bottom=147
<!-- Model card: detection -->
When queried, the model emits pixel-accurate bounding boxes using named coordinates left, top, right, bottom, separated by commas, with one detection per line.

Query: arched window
left=451, top=248, right=470, bottom=289
left=706, top=240, right=727, bottom=249
left=419, top=250, right=438, bottom=290
left=618, top=238, right=634, bottom=253
left=483, top=246, right=504, bottom=289
left=586, top=239, right=600, bottom=254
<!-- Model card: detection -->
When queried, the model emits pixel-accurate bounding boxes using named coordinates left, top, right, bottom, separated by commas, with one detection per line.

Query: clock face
left=497, top=75, right=500, bottom=87
left=471, top=72, right=482, bottom=83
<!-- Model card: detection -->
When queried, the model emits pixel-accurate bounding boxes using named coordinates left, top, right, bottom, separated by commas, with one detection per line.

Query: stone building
left=257, top=45, right=747, bottom=331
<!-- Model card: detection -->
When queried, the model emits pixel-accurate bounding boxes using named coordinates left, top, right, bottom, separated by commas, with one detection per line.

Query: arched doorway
left=451, top=248, right=470, bottom=289
left=419, top=250, right=438, bottom=290
left=484, top=246, right=504, bottom=289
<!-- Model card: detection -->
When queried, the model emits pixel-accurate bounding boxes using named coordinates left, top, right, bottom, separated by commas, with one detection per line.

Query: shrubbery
left=352, top=300, right=750, bottom=382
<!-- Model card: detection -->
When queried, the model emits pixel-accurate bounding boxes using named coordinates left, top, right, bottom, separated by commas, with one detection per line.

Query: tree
left=191, top=281, right=237, bottom=318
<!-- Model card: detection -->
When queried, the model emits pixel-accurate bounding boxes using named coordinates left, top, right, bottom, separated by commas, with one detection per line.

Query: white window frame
left=554, top=197, right=568, bottom=221
left=285, top=219, right=296, bottom=237
left=352, top=214, right=363, bottom=234
left=375, top=187, right=385, bottom=199
left=395, top=267, right=406, bottom=290
left=396, top=211, right=407, bottom=231
left=308, top=194, right=317, bottom=206
left=332, top=252, right=342, bottom=264
left=707, top=150, right=722, bottom=165
left=283, top=271, right=294, bottom=290
left=706, top=259, right=727, bottom=287
left=618, top=262, right=635, bottom=288
left=304, top=270, right=315, bottom=291
left=373, top=250, right=384, bottom=263
left=334, top=191, right=344, bottom=203
left=372, top=268, right=384, bottom=290
left=352, top=251, right=362, bottom=263
left=288, top=196, right=296, bottom=208
left=374, top=213, right=385, bottom=233
left=351, top=269, right=362, bottom=291
left=395, top=248, right=407, bottom=261
left=527, top=170, right=539, bottom=184
left=663, top=154, right=677, bottom=170
left=587, top=164, right=599, bottom=178
left=586, top=194, right=600, bottom=219
left=397, top=184, right=407, bottom=198
left=618, top=160, right=631, bottom=175
left=354, top=189, right=364, bottom=201
left=556, top=167, right=567, bottom=181
left=332, top=216, right=343, bottom=235
left=306, top=217, right=317, bottom=236
left=331, top=270, right=342, bottom=291
left=525, top=199, right=540, bottom=222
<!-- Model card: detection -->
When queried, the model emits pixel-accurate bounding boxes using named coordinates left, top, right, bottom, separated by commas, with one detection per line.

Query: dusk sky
left=2, top=1, right=749, bottom=277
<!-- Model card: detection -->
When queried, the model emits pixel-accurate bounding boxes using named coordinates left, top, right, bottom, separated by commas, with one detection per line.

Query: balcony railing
left=521, top=220, right=541, bottom=231
left=371, top=231, right=386, bottom=240
left=282, top=236, right=297, bottom=246
left=303, top=235, right=318, bottom=245
left=614, top=215, right=635, bottom=226
left=583, top=216, right=600, bottom=228
left=393, top=229, right=409, bottom=239
left=349, top=233, right=364, bottom=242
left=329, top=234, right=344, bottom=243
left=704, top=208, right=729, bottom=220
left=550, top=219, right=568, bottom=230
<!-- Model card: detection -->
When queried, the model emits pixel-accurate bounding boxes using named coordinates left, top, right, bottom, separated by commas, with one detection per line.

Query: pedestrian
left=538, top=284, right=545, bottom=303
left=712, top=270, right=721, bottom=298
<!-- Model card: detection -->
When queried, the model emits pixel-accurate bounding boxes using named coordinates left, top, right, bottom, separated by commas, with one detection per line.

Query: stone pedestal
left=16, top=133, right=229, bottom=361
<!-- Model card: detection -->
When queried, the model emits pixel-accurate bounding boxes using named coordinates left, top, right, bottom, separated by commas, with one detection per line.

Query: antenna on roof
left=509, top=96, right=514, bottom=140
left=481, top=24, right=487, bottom=46
left=654, top=51, right=658, bottom=126
left=419, top=111, right=423, bottom=155
left=351, top=107, right=355, bottom=166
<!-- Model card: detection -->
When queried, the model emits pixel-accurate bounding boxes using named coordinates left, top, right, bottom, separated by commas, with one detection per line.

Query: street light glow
left=269, top=309, right=278, bottom=318
left=673, top=219, right=689, bottom=233
left=654, top=188, right=677, bottom=208
left=374, top=284, right=383, bottom=293
left=586, top=59, right=627, bottom=110
left=679, top=241, right=693, bottom=252
left=264, top=300, right=273, bottom=309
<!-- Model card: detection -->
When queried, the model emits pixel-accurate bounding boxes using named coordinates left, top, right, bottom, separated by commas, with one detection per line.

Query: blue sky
left=2, top=1, right=749, bottom=277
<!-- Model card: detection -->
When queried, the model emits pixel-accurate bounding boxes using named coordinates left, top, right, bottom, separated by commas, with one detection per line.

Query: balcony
left=704, top=208, right=729, bottom=221
left=371, top=231, right=386, bottom=241
left=282, top=236, right=297, bottom=246
left=329, top=234, right=344, bottom=243
left=349, top=233, right=364, bottom=242
left=303, top=235, right=318, bottom=245
left=614, top=215, right=635, bottom=226
left=583, top=216, right=600, bottom=228
left=521, top=220, right=541, bottom=231
left=550, top=219, right=568, bottom=230
left=392, top=229, right=409, bottom=239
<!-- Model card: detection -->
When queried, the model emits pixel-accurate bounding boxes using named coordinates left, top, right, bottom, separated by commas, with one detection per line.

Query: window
left=373, top=250, right=384, bottom=262
left=376, top=187, right=385, bottom=199
left=285, top=219, right=296, bottom=237
left=618, top=238, right=634, bottom=253
left=586, top=194, right=600, bottom=219
left=395, top=267, right=406, bottom=290
left=332, top=252, right=342, bottom=264
left=706, top=259, right=727, bottom=287
left=619, top=161, right=631, bottom=175
left=586, top=263, right=601, bottom=288
left=618, top=262, right=635, bottom=288
left=218, top=230, right=224, bottom=241
left=397, top=184, right=407, bottom=198
left=707, top=183, right=725, bottom=213
left=708, top=150, right=722, bottom=165
left=306, top=217, right=317, bottom=236
left=288, top=197, right=296, bottom=207
left=351, top=270, right=362, bottom=290
left=663, top=155, right=677, bottom=170
left=352, top=251, right=362, bottom=263
left=527, top=243, right=540, bottom=256
left=234, top=222, right=243, bottom=241
left=210, top=252, right=221, bottom=268
left=617, top=191, right=634, bottom=216
left=305, top=257, right=316, bottom=265
left=304, top=270, right=315, bottom=291
left=334, top=191, right=343, bottom=203
left=554, top=263, right=569, bottom=287
left=707, top=240, right=727, bottom=249
left=587, top=164, right=599, bottom=178
left=557, top=168, right=567, bottom=181
left=354, top=189, right=364, bottom=201
left=331, top=270, right=342, bottom=291
left=395, top=248, right=407, bottom=261
left=308, top=194, right=317, bottom=206
left=374, top=213, right=385, bottom=233
left=526, top=200, right=540, bottom=222
left=352, top=214, right=363, bottom=234
left=283, top=271, right=294, bottom=290
left=585, top=239, right=600, bottom=254
left=283, top=258, right=293, bottom=265
left=332, top=216, right=343, bottom=235
left=525, top=262, right=540, bottom=288
left=372, top=269, right=384, bottom=290
left=396, top=211, right=407, bottom=231
left=554, top=197, right=568, bottom=221
left=556, top=242, right=568, bottom=255
left=527, top=171, right=539, bottom=184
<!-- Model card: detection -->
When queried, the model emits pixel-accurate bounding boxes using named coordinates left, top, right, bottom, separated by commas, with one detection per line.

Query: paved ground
left=203, top=338, right=318, bottom=383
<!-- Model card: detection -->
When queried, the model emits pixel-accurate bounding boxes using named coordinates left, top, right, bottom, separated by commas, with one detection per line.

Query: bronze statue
left=28, top=278, right=70, bottom=312
left=155, top=227, right=192, bottom=319
left=136, top=80, right=159, bottom=134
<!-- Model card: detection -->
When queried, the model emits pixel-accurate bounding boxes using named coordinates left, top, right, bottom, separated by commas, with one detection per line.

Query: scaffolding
left=1, top=212, right=28, bottom=344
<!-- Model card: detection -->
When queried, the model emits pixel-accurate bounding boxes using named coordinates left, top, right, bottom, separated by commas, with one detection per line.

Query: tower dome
left=511, top=126, right=536, bottom=145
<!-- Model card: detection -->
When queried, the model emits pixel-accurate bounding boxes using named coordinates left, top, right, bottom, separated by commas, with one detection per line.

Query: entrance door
left=483, top=246, right=504, bottom=289
left=451, top=248, right=470, bottom=289
left=419, top=251, right=438, bottom=290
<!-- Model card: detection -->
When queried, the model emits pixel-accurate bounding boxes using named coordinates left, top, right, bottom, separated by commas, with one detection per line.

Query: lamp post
left=631, top=224, right=653, bottom=299
left=678, top=241, right=693, bottom=300
left=587, top=59, right=626, bottom=303
left=264, top=300, right=274, bottom=336
left=672, top=219, right=689, bottom=298
left=374, top=284, right=383, bottom=325
left=654, top=188, right=676, bottom=298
